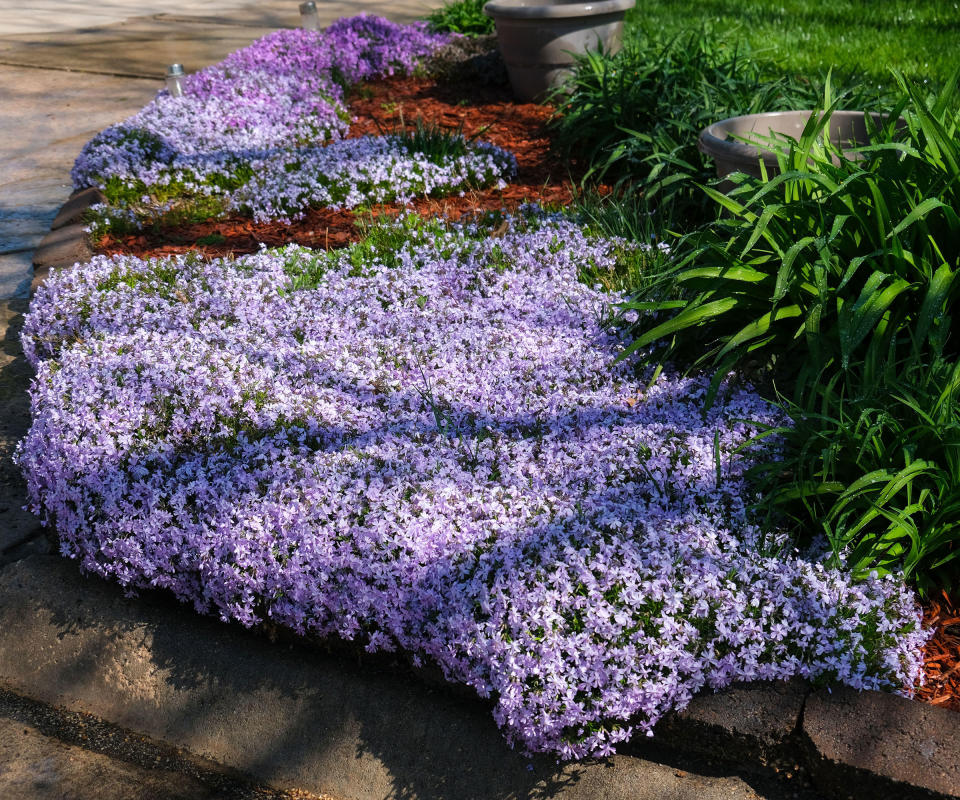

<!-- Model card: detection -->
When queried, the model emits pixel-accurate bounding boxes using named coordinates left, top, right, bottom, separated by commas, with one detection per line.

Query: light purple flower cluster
left=18, top=217, right=927, bottom=758
left=234, top=135, right=516, bottom=222
left=70, top=16, right=451, bottom=191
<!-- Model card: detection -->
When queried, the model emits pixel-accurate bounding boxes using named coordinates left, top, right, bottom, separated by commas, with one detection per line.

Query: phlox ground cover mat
left=72, top=16, right=449, bottom=191
left=73, top=16, right=517, bottom=236
left=18, top=216, right=927, bottom=758
left=96, top=72, right=567, bottom=260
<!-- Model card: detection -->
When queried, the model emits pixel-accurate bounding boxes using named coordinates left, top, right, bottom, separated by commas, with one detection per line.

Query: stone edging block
left=31, top=196, right=97, bottom=295
left=652, top=679, right=809, bottom=765
left=802, top=685, right=960, bottom=799
left=653, top=678, right=960, bottom=800
left=31, top=223, right=93, bottom=272
left=50, top=187, right=105, bottom=231
left=0, top=555, right=772, bottom=800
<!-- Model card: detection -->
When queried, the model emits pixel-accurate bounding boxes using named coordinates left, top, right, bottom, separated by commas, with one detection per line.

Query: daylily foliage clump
left=19, top=215, right=927, bottom=758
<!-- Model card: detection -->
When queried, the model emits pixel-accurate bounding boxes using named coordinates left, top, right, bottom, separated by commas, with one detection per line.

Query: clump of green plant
left=618, top=70, right=960, bottom=593
left=551, top=30, right=779, bottom=227
left=424, top=0, right=494, bottom=37
left=569, top=188, right=674, bottom=294
left=284, top=212, right=453, bottom=289
left=749, top=356, right=960, bottom=596
left=86, top=186, right=232, bottom=242
left=392, top=114, right=476, bottom=164
left=622, top=73, right=960, bottom=394
left=552, top=28, right=889, bottom=230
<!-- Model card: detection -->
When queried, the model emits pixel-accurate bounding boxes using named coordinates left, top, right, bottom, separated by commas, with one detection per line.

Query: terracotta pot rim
left=484, top=0, right=635, bottom=20
left=698, top=109, right=891, bottom=163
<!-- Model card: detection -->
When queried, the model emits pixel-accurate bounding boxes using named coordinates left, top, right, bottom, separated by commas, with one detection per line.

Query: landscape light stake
left=165, top=63, right=185, bottom=98
left=299, top=1, right=320, bottom=30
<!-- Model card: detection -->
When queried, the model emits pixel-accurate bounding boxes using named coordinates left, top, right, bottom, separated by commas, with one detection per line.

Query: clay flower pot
left=698, top=110, right=892, bottom=180
left=484, top=0, right=635, bottom=102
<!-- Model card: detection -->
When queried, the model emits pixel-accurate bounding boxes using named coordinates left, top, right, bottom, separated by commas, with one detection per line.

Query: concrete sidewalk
left=0, top=0, right=429, bottom=299
left=0, top=4, right=834, bottom=799
left=0, top=0, right=267, bottom=35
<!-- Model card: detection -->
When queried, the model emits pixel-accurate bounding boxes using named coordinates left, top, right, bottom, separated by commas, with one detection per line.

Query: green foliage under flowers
left=391, top=114, right=476, bottom=164
left=552, top=28, right=889, bottom=230
left=284, top=212, right=453, bottom=289
left=89, top=165, right=253, bottom=240
left=424, top=0, right=493, bottom=37
left=617, top=71, right=960, bottom=594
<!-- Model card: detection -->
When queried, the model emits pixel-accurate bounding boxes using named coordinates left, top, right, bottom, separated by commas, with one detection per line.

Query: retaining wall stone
left=50, top=187, right=105, bottom=231
left=653, top=680, right=809, bottom=765
left=31, top=223, right=92, bottom=271
left=802, top=685, right=960, bottom=800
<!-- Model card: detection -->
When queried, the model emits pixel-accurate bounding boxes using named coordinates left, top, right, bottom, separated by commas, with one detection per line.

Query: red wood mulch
left=916, top=591, right=960, bottom=711
left=94, top=75, right=582, bottom=260
left=90, top=71, right=960, bottom=718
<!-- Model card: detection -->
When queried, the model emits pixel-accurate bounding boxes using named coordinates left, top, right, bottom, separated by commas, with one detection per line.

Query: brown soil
left=95, top=75, right=584, bottom=260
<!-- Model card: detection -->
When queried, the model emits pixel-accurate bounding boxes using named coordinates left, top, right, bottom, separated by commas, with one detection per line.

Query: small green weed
left=570, top=188, right=674, bottom=294
left=424, top=0, right=494, bottom=37
left=391, top=113, right=478, bottom=165
left=196, top=233, right=227, bottom=246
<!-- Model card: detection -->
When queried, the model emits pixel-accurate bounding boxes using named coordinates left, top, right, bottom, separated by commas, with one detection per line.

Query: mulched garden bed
left=95, top=74, right=582, bottom=260
left=80, top=51, right=960, bottom=720
left=918, top=592, right=960, bottom=712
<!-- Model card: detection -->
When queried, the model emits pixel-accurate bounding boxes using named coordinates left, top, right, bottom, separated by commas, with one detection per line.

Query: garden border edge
left=16, top=193, right=960, bottom=800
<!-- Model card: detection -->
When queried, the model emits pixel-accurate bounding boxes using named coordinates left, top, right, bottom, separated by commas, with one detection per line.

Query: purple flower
left=18, top=214, right=928, bottom=759
left=71, top=17, right=453, bottom=202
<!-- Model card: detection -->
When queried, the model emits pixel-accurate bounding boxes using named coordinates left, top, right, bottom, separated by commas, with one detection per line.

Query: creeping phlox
left=19, top=217, right=927, bottom=758
left=232, top=135, right=516, bottom=222
left=70, top=16, right=458, bottom=213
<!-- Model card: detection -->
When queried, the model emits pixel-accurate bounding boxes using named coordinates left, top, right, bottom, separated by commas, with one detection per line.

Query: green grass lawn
left=625, top=0, right=959, bottom=86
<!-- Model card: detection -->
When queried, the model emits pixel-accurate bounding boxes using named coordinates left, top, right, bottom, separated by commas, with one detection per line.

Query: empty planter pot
left=484, top=0, right=636, bottom=102
left=699, top=110, right=890, bottom=180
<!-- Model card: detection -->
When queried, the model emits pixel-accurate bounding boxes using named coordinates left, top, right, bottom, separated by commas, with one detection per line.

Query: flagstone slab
left=0, top=18, right=276, bottom=78
left=802, top=686, right=960, bottom=800
left=154, top=0, right=430, bottom=29
left=0, top=63, right=156, bottom=302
